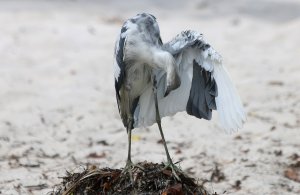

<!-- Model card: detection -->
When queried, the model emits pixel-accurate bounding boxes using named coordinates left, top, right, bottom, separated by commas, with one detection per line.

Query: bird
left=113, top=13, right=246, bottom=179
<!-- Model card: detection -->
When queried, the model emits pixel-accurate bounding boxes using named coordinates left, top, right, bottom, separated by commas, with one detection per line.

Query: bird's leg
left=122, top=119, right=135, bottom=181
left=122, top=89, right=134, bottom=170
left=152, top=76, right=182, bottom=181
left=122, top=114, right=144, bottom=182
left=125, top=119, right=133, bottom=168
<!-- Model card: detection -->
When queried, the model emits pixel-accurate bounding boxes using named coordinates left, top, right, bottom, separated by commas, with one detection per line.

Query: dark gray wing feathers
left=115, top=26, right=127, bottom=111
left=186, top=60, right=217, bottom=120
left=164, top=30, right=218, bottom=121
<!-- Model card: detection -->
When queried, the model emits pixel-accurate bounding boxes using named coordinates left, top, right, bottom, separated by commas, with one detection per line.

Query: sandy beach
left=0, top=0, right=299, bottom=194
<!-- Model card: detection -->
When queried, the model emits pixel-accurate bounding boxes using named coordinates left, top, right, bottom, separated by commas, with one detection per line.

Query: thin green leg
left=152, top=76, right=181, bottom=181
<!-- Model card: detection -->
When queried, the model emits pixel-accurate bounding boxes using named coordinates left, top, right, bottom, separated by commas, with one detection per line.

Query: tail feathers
left=213, top=65, right=246, bottom=133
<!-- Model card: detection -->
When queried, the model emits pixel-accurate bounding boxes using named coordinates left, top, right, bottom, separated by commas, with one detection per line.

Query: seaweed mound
left=50, top=162, right=215, bottom=195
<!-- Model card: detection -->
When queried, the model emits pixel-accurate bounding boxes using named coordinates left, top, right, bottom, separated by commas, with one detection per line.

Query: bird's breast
left=125, top=63, right=152, bottom=98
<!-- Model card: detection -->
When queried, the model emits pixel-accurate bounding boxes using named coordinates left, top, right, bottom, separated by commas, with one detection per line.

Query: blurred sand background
left=0, top=0, right=300, bottom=194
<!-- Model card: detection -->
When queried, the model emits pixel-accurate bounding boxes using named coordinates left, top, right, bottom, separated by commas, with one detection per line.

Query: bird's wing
left=114, top=25, right=128, bottom=113
left=135, top=30, right=246, bottom=133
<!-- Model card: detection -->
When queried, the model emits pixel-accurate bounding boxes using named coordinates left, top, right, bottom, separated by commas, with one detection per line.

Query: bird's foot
left=122, top=161, right=144, bottom=172
left=163, top=161, right=183, bottom=181
left=121, top=160, right=144, bottom=182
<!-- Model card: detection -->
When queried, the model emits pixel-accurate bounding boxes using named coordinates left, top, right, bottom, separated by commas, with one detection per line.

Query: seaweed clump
left=50, top=161, right=215, bottom=195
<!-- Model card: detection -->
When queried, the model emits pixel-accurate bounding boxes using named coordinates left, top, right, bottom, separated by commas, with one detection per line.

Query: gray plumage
left=186, top=60, right=217, bottom=120
left=114, top=13, right=180, bottom=130
left=114, top=13, right=246, bottom=133
left=114, top=13, right=246, bottom=177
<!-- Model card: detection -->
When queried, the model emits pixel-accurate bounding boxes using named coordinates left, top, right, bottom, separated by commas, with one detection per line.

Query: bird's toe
left=163, top=162, right=183, bottom=181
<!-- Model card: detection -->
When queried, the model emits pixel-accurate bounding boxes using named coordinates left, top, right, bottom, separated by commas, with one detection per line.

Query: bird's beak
left=164, top=73, right=181, bottom=97
left=164, top=87, right=171, bottom=97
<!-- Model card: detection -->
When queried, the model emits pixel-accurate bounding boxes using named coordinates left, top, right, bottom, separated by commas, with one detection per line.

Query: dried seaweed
left=50, top=162, right=215, bottom=195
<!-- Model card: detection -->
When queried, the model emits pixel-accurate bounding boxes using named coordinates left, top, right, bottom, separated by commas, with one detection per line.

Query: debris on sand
left=284, top=154, right=300, bottom=183
left=210, top=164, right=226, bottom=183
left=50, top=162, right=215, bottom=195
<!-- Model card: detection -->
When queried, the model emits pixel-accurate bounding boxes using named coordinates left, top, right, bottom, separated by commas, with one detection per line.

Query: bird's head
left=134, top=13, right=157, bottom=24
left=132, top=13, right=162, bottom=45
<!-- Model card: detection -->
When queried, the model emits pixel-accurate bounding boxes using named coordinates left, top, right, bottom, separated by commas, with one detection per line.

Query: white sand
left=0, top=0, right=299, bottom=194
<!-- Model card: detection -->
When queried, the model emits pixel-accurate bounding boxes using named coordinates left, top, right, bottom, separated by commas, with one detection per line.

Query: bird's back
left=114, top=13, right=162, bottom=129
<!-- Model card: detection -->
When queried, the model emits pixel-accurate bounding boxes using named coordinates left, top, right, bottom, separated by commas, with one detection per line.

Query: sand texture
left=0, top=0, right=300, bottom=194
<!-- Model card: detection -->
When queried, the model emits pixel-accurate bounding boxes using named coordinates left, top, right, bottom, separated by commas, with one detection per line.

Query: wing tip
left=221, top=109, right=247, bottom=134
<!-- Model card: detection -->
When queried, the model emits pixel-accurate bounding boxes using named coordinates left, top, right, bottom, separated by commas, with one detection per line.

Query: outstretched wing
left=135, top=30, right=246, bottom=133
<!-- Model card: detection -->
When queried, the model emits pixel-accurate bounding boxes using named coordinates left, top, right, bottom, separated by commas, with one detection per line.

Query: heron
left=114, top=13, right=246, bottom=179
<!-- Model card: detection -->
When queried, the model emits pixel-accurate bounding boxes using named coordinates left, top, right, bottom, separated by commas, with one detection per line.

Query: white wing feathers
left=172, top=31, right=246, bottom=133
left=134, top=30, right=246, bottom=133
left=213, top=63, right=246, bottom=133
left=179, top=31, right=246, bottom=132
